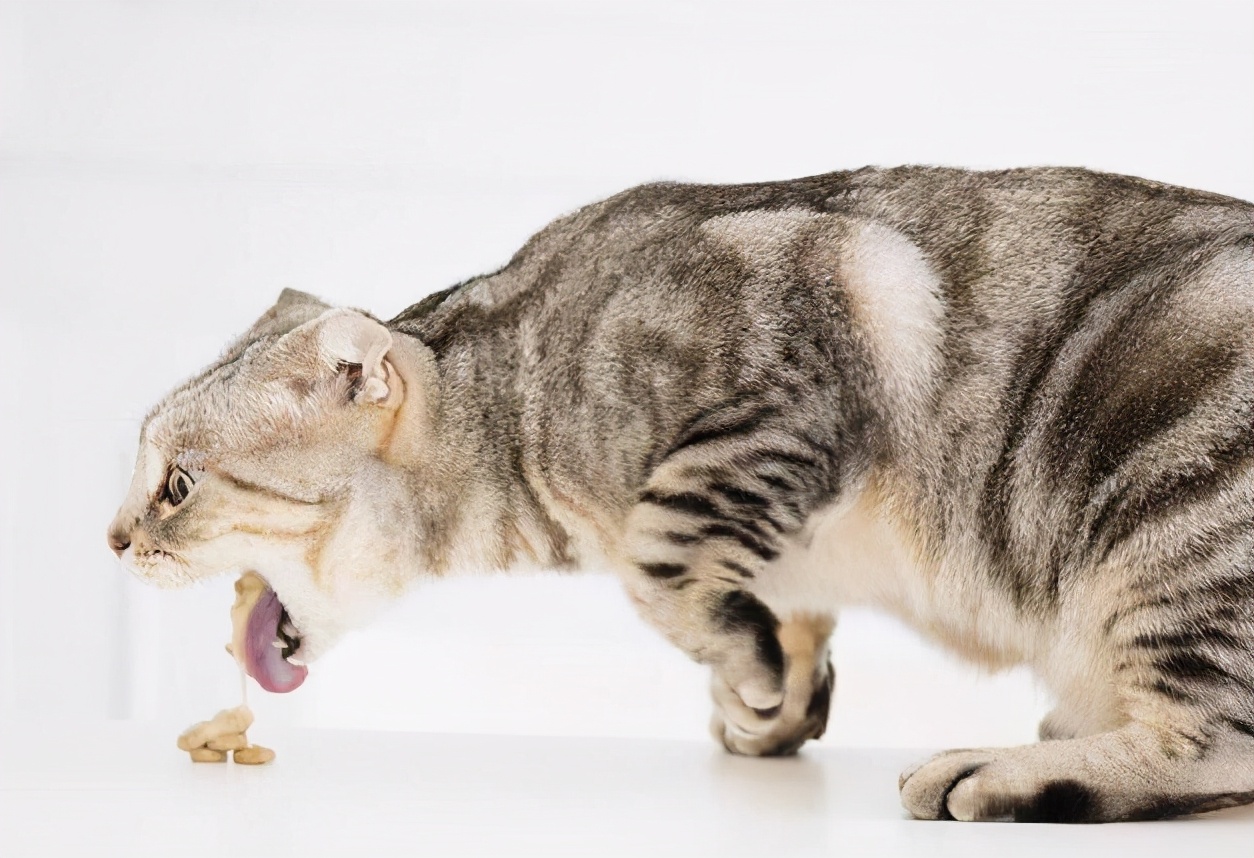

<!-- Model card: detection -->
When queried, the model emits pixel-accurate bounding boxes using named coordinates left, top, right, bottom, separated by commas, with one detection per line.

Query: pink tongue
left=243, top=588, right=309, bottom=693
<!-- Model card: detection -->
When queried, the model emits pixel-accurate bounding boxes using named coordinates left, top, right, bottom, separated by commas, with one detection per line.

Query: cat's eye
left=166, top=467, right=195, bottom=507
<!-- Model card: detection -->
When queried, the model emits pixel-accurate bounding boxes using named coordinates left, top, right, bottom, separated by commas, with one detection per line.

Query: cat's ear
left=316, top=310, right=395, bottom=404
left=273, top=287, right=331, bottom=315
left=243, top=289, right=334, bottom=342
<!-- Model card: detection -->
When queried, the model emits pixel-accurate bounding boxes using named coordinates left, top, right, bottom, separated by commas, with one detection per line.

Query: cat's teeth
left=286, top=656, right=306, bottom=666
left=271, top=640, right=285, bottom=649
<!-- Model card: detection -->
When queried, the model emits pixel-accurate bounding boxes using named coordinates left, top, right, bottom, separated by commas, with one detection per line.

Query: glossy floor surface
left=2, top=720, right=1252, bottom=857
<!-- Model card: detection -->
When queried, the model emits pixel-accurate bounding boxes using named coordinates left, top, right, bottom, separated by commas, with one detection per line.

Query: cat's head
left=107, top=289, right=434, bottom=685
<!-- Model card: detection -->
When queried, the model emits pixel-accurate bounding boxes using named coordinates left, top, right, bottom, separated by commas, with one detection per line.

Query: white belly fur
left=750, top=491, right=1035, bottom=673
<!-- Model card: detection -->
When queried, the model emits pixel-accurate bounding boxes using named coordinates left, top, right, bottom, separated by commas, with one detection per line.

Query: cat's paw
left=709, top=656, right=833, bottom=757
left=900, top=725, right=1254, bottom=823
left=898, top=746, right=1100, bottom=822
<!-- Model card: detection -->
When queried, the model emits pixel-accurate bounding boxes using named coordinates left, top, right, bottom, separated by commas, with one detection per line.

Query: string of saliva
left=238, top=662, right=250, bottom=710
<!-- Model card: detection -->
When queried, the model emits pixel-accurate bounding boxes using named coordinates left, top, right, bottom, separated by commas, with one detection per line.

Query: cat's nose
left=108, top=529, right=131, bottom=557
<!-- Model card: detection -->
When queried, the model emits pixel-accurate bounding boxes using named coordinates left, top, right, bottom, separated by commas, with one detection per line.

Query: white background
left=1, top=0, right=1251, bottom=754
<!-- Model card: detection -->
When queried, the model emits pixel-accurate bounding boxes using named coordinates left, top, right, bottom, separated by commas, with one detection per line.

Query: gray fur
left=109, top=166, right=1254, bottom=822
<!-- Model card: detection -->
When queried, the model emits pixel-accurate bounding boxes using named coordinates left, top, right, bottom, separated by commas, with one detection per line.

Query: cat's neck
left=383, top=326, right=575, bottom=578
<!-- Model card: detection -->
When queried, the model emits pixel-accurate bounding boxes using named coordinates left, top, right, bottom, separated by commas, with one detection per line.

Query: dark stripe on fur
left=1152, top=651, right=1253, bottom=693
left=699, top=522, right=779, bottom=562
left=1223, top=717, right=1254, bottom=739
left=640, top=490, right=721, bottom=519
left=735, top=448, right=820, bottom=472
left=1149, top=679, right=1199, bottom=705
left=665, top=404, right=780, bottom=457
left=711, top=591, right=784, bottom=683
left=1089, top=421, right=1254, bottom=559
left=719, top=558, right=756, bottom=579
left=664, top=530, right=701, bottom=546
left=1013, top=780, right=1100, bottom=823
left=1058, top=320, right=1239, bottom=499
left=639, top=562, right=687, bottom=579
left=1133, top=628, right=1244, bottom=653
left=709, top=482, right=772, bottom=509
left=754, top=472, right=796, bottom=492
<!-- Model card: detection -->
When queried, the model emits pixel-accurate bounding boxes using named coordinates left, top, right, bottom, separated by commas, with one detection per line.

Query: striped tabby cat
left=108, top=167, right=1254, bottom=822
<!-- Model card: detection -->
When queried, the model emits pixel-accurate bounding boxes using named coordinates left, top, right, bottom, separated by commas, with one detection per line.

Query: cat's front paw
left=709, top=656, right=833, bottom=757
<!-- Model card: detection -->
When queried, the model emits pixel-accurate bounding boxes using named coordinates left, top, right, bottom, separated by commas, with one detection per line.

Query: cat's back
left=397, top=165, right=1252, bottom=336
left=533, top=164, right=1252, bottom=251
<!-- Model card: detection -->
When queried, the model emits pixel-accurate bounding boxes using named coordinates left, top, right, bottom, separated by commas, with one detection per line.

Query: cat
left=108, top=166, right=1254, bottom=822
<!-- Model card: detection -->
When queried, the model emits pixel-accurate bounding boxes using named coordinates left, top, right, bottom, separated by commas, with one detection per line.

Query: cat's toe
left=899, top=749, right=993, bottom=820
left=712, top=708, right=820, bottom=757
left=709, top=658, right=831, bottom=757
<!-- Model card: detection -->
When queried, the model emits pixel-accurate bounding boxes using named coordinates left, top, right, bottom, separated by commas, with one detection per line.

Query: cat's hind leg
left=903, top=548, right=1254, bottom=821
left=1037, top=694, right=1123, bottom=741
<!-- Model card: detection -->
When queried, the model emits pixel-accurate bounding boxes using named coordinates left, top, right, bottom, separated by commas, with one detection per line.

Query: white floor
left=2, top=720, right=1252, bottom=858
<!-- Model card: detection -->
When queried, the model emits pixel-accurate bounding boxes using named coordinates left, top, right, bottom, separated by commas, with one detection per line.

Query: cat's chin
left=119, top=546, right=195, bottom=589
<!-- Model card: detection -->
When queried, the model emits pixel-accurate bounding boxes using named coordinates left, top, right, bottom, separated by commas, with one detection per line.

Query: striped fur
left=110, top=166, right=1254, bottom=821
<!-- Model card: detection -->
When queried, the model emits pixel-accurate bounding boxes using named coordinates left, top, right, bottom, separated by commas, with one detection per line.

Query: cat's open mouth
left=242, top=585, right=309, bottom=693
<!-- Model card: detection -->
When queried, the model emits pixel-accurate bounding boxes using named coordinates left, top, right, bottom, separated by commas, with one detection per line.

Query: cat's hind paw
left=898, top=747, right=1099, bottom=822
left=898, top=728, right=1254, bottom=823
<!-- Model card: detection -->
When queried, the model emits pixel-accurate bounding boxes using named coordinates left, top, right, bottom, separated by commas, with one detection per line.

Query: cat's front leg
left=618, top=410, right=850, bottom=755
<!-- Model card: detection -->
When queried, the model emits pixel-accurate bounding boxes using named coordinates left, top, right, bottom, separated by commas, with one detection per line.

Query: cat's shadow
left=707, top=747, right=830, bottom=815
